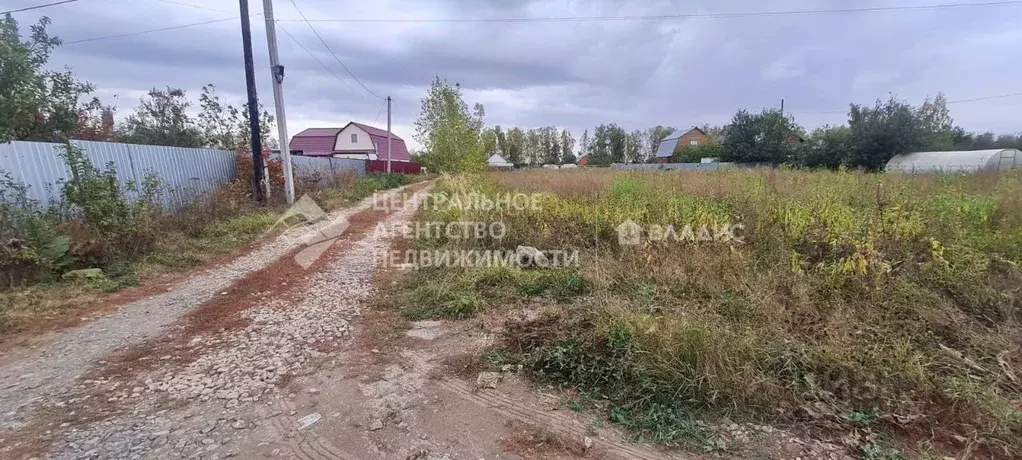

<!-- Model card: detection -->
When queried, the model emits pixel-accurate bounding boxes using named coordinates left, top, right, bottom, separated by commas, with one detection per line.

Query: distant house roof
left=290, top=122, right=410, bottom=161
left=488, top=154, right=512, bottom=166
left=655, top=139, right=678, bottom=158
left=290, top=127, right=341, bottom=156
left=655, top=127, right=708, bottom=158
left=350, top=122, right=410, bottom=162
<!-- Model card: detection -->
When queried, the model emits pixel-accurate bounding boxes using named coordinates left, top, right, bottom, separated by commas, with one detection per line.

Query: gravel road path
left=44, top=187, right=431, bottom=460
left=0, top=186, right=413, bottom=432
left=0, top=180, right=849, bottom=460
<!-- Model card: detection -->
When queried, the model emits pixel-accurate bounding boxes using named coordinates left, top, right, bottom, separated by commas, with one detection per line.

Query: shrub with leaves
left=57, top=143, right=162, bottom=255
left=0, top=171, right=70, bottom=286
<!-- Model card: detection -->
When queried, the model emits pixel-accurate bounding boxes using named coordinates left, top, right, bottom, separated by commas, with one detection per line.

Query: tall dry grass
left=406, top=168, right=1022, bottom=457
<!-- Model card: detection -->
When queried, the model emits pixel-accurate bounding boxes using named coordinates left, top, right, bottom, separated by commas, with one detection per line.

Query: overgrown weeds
left=1, top=144, right=421, bottom=335
left=401, top=168, right=1022, bottom=457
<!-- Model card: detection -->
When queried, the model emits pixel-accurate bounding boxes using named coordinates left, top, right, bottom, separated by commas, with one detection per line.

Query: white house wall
left=333, top=125, right=376, bottom=152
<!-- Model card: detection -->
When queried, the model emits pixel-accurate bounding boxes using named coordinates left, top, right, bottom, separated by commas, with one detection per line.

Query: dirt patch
left=436, top=352, right=484, bottom=379
left=501, top=419, right=600, bottom=460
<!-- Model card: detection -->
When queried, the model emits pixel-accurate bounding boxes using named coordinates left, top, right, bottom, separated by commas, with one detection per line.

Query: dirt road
left=0, top=184, right=687, bottom=460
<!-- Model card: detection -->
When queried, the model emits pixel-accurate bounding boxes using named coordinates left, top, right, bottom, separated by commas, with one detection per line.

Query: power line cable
left=56, top=0, right=1022, bottom=45
left=286, top=0, right=384, bottom=99
left=65, top=17, right=237, bottom=44
left=789, top=91, right=1022, bottom=115
left=373, top=98, right=387, bottom=124
left=149, top=0, right=233, bottom=14
left=279, top=0, right=1022, bottom=23
left=2, top=0, right=79, bottom=15
left=948, top=91, right=1022, bottom=103
left=275, top=22, right=365, bottom=101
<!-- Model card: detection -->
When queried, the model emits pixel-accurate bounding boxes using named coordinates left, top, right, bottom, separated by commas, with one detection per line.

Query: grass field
left=397, top=168, right=1022, bottom=458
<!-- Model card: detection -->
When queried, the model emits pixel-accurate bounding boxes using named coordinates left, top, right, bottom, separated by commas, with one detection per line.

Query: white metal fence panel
left=0, top=140, right=237, bottom=206
left=610, top=162, right=774, bottom=171
left=280, top=155, right=366, bottom=185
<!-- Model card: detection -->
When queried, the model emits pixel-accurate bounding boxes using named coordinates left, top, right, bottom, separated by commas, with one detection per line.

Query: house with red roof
left=290, top=122, right=411, bottom=162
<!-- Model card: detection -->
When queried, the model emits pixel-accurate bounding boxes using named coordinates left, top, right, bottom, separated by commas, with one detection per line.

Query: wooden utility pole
left=239, top=0, right=264, bottom=201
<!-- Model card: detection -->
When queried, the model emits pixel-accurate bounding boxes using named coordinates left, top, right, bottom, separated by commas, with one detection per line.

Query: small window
left=351, top=133, right=358, bottom=143
left=689, top=140, right=699, bottom=146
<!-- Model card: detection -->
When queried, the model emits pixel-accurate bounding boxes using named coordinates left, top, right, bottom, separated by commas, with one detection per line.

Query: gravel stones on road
left=45, top=188, right=428, bottom=460
left=0, top=189, right=406, bottom=431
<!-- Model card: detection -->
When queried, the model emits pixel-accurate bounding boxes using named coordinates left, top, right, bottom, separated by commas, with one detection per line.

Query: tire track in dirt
left=435, top=377, right=687, bottom=460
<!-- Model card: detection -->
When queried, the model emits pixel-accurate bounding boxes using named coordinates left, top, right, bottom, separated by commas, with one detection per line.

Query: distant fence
left=610, top=162, right=774, bottom=171
left=0, top=140, right=236, bottom=206
left=367, top=160, right=423, bottom=175
left=278, top=154, right=366, bottom=186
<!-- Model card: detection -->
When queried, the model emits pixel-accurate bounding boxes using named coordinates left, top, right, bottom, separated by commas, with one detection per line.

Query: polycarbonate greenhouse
left=885, top=149, right=1022, bottom=173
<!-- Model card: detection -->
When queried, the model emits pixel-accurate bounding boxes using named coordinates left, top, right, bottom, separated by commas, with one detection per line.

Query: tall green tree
left=197, top=84, right=275, bottom=150
left=505, top=127, right=524, bottom=165
left=846, top=96, right=922, bottom=171
left=0, top=14, right=95, bottom=142
left=118, top=87, right=203, bottom=147
left=197, top=84, right=241, bottom=150
left=481, top=127, right=499, bottom=158
left=643, top=125, right=676, bottom=162
left=559, top=129, right=575, bottom=164
left=916, top=93, right=955, bottom=151
left=413, top=77, right=486, bottom=172
left=524, top=129, right=542, bottom=165
left=799, top=125, right=849, bottom=168
left=578, top=129, right=591, bottom=158
left=494, top=126, right=507, bottom=158
left=627, top=130, right=644, bottom=163
left=590, top=124, right=626, bottom=165
left=237, top=101, right=276, bottom=149
left=541, top=126, right=560, bottom=165
left=721, top=109, right=801, bottom=163
left=73, top=98, right=116, bottom=141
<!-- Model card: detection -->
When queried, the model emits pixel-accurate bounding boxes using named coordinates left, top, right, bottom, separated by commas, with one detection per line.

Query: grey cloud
left=17, top=0, right=1022, bottom=146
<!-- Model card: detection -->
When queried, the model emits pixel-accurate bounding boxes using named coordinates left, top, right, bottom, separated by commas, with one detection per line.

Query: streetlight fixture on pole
left=262, top=0, right=295, bottom=205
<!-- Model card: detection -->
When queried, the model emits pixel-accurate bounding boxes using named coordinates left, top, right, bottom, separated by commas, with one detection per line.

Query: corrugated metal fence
left=367, top=159, right=422, bottom=174
left=274, top=154, right=366, bottom=186
left=0, top=140, right=236, bottom=206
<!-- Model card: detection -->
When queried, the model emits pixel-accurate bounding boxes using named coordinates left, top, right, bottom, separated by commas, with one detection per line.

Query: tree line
left=1, top=15, right=275, bottom=150
left=476, top=124, right=680, bottom=167
left=705, top=94, right=1022, bottom=171
left=415, top=74, right=1019, bottom=174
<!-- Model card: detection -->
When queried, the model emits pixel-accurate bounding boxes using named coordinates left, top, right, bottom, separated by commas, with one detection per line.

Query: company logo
left=267, top=195, right=350, bottom=269
left=614, top=219, right=744, bottom=246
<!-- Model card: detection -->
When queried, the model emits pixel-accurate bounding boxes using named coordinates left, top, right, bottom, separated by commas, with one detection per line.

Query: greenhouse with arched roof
left=885, top=149, right=1021, bottom=173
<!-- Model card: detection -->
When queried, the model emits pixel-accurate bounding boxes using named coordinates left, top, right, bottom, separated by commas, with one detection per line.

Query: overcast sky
left=10, top=0, right=1022, bottom=150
